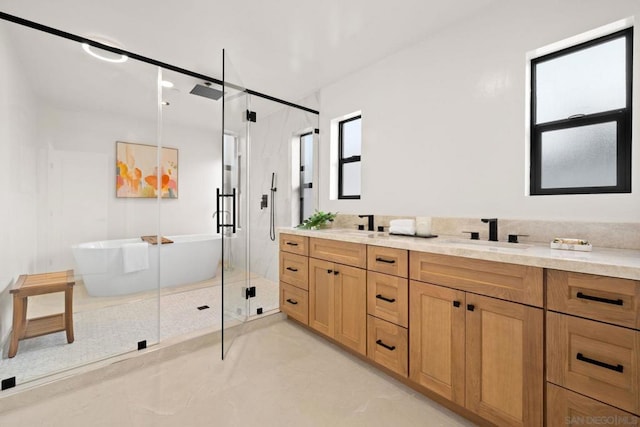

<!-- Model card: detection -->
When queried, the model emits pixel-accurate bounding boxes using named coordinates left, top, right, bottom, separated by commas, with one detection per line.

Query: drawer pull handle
left=467, top=304, right=475, bottom=311
left=576, top=353, right=623, bottom=373
left=576, top=292, right=623, bottom=306
left=327, top=269, right=333, bottom=274
left=453, top=301, right=461, bottom=308
left=376, top=339, right=396, bottom=351
left=376, top=294, right=396, bottom=303
left=286, top=242, right=299, bottom=246
left=286, top=298, right=298, bottom=305
left=334, top=271, right=339, bottom=275
left=286, top=267, right=298, bottom=272
left=375, top=257, right=396, bottom=264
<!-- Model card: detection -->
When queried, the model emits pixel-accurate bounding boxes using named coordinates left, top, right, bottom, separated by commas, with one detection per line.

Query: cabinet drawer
left=547, top=312, right=640, bottom=414
left=309, top=238, right=366, bottom=268
left=367, top=316, right=408, bottom=377
left=409, top=251, right=543, bottom=307
left=280, top=233, right=308, bottom=256
left=547, top=383, right=638, bottom=426
left=547, top=269, right=640, bottom=329
left=367, top=272, right=408, bottom=327
left=367, top=246, right=408, bottom=278
left=279, top=252, right=309, bottom=290
left=280, top=282, right=308, bottom=324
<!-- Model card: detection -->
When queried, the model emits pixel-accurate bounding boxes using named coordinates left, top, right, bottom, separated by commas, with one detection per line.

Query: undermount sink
left=316, top=228, right=377, bottom=238
left=437, top=238, right=531, bottom=251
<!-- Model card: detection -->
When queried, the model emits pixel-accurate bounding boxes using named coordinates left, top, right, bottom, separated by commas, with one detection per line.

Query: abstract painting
left=116, top=141, right=178, bottom=198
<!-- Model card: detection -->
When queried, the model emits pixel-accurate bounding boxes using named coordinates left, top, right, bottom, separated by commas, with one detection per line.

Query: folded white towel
left=122, top=242, right=149, bottom=273
left=389, top=219, right=416, bottom=236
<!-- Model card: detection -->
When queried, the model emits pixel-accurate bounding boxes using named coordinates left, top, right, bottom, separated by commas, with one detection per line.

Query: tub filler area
left=72, top=234, right=221, bottom=297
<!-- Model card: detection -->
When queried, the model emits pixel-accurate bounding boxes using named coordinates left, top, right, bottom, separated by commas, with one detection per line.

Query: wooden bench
left=8, top=270, right=75, bottom=358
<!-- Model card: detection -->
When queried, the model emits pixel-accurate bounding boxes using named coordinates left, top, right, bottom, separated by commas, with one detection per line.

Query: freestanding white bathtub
left=72, top=234, right=221, bottom=297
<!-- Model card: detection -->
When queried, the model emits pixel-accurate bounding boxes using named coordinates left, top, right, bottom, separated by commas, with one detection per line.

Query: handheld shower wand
left=269, top=172, right=277, bottom=241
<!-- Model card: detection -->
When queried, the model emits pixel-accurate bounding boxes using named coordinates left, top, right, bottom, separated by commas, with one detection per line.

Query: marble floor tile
left=1, top=275, right=279, bottom=386
left=0, top=319, right=476, bottom=426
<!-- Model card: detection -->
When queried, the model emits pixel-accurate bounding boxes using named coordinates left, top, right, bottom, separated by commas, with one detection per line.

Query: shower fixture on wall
left=269, top=172, right=277, bottom=241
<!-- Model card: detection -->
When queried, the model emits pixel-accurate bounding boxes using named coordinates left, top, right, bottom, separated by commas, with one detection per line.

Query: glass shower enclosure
left=0, top=10, right=319, bottom=389
left=220, top=49, right=250, bottom=358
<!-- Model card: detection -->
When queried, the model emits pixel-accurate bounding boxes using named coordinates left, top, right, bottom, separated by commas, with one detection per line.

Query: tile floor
left=0, top=319, right=476, bottom=426
left=1, top=273, right=279, bottom=385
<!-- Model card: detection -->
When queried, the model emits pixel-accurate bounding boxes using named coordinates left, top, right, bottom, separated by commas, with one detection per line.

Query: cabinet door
left=334, top=264, right=367, bottom=355
left=309, top=258, right=335, bottom=337
left=465, top=294, right=543, bottom=427
left=409, top=280, right=465, bottom=406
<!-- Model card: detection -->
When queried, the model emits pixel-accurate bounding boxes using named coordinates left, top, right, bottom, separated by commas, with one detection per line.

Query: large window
left=338, top=115, right=362, bottom=199
left=530, top=28, right=633, bottom=195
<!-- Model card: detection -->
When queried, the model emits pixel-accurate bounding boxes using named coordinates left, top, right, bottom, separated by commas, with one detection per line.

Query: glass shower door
left=220, top=50, right=250, bottom=358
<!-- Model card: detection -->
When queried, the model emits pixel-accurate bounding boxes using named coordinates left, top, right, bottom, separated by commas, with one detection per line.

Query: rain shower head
left=190, top=83, right=223, bottom=100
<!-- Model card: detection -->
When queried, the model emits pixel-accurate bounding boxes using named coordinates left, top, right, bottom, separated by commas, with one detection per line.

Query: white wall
left=319, top=0, right=640, bottom=222
left=0, top=24, right=39, bottom=344
left=36, top=105, right=221, bottom=271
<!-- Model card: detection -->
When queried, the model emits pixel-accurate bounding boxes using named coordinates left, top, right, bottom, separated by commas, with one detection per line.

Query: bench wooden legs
left=65, top=287, right=74, bottom=344
left=8, top=295, right=27, bottom=358
left=8, top=286, right=74, bottom=358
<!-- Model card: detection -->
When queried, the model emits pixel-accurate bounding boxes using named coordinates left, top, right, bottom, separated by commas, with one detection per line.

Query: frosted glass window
left=536, top=38, right=626, bottom=124
left=530, top=28, right=632, bottom=195
left=341, top=117, right=361, bottom=157
left=341, top=162, right=361, bottom=197
left=541, top=122, right=617, bottom=189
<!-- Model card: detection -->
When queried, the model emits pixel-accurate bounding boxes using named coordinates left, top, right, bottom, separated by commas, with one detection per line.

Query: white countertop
left=279, top=227, right=640, bottom=281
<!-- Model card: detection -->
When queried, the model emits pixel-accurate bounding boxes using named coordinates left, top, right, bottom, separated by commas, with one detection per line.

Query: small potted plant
left=297, top=210, right=337, bottom=230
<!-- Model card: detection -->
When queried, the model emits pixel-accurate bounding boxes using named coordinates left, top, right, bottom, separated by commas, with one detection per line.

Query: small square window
left=530, top=28, right=632, bottom=195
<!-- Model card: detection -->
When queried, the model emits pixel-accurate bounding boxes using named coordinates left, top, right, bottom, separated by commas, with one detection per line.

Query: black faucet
left=358, top=214, right=375, bottom=231
left=481, top=218, right=498, bottom=242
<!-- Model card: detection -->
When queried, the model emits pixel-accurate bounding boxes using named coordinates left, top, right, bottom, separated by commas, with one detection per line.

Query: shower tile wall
left=0, top=23, right=39, bottom=346
left=248, top=93, right=319, bottom=288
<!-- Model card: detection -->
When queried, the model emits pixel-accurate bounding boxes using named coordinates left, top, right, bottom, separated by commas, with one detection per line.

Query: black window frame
left=530, top=27, right=633, bottom=196
left=338, top=115, right=362, bottom=199
left=299, top=131, right=313, bottom=224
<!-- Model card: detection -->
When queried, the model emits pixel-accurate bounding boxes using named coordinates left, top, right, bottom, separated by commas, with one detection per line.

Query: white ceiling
left=0, top=0, right=503, bottom=108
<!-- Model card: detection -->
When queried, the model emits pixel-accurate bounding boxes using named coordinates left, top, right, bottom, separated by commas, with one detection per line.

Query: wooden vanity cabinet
left=366, top=246, right=409, bottom=377
left=308, top=239, right=367, bottom=355
left=546, top=269, right=640, bottom=417
left=279, top=234, right=309, bottom=324
left=279, top=232, right=640, bottom=426
left=409, top=251, right=544, bottom=427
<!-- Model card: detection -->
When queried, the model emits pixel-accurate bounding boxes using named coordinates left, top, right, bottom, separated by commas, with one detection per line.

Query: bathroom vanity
left=279, top=229, right=640, bottom=427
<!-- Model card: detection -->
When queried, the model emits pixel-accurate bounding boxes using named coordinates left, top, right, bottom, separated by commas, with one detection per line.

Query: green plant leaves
left=297, top=210, right=337, bottom=230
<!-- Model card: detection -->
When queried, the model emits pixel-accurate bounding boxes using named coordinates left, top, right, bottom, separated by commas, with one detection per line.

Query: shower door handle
left=216, top=188, right=221, bottom=234
left=216, top=187, right=237, bottom=234
left=231, top=188, right=237, bottom=234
